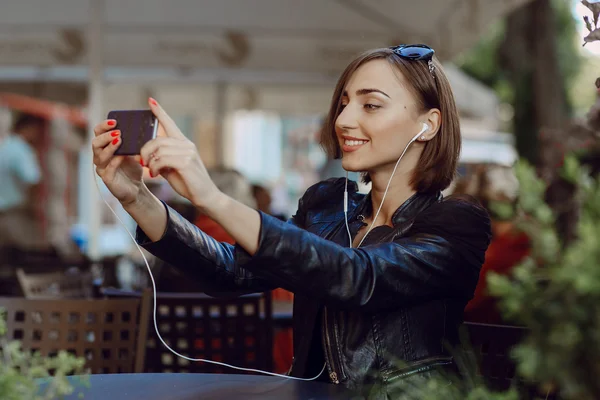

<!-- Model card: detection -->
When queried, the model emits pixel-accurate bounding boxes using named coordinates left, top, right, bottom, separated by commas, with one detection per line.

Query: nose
left=335, top=105, right=358, bottom=133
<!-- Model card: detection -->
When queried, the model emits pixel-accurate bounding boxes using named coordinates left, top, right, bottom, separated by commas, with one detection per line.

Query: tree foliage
left=388, top=155, right=600, bottom=399
left=455, top=0, right=581, bottom=114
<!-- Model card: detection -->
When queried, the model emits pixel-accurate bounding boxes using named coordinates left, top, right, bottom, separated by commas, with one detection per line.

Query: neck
left=367, top=162, right=417, bottom=227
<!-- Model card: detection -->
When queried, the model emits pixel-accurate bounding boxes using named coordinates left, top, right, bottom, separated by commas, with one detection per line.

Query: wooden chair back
left=103, top=288, right=273, bottom=374
left=16, top=268, right=94, bottom=299
left=0, top=294, right=150, bottom=373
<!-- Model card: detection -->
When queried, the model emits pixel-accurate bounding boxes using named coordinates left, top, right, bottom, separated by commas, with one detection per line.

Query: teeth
left=344, top=140, right=368, bottom=146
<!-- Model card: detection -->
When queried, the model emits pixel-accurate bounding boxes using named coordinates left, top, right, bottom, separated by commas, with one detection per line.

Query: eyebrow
left=343, top=88, right=391, bottom=99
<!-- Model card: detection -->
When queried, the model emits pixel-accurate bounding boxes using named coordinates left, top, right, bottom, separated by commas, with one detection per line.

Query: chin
left=341, top=159, right=368, bottom=173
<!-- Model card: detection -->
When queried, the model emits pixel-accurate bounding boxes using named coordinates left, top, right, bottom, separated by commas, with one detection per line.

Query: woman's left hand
left=141, top=97, right=221, bottom=209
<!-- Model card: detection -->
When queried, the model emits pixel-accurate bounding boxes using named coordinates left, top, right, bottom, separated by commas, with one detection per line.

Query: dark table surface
left=40, top=373, right=359, bottom=400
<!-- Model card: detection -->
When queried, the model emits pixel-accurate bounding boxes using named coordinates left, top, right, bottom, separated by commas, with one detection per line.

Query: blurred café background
left=0, top=0, right=599, bottom=395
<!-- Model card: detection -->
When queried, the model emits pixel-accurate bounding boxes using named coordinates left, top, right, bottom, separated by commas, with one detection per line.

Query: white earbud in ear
left=419, top=123, right=429, bottom=140
left=411, top=123, right=429, bottom=142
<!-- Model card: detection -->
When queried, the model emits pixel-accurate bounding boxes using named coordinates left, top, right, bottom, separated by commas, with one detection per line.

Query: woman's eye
left=364, top=104, right=381, bottom=110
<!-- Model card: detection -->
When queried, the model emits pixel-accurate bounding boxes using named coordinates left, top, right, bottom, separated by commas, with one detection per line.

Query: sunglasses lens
left=392, top=45, right=434, bottom=60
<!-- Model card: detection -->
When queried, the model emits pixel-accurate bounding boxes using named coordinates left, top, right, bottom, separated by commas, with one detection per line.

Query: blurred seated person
left=195, top=168, right=255, bottom=243
left=462, top=164, right=530, bottom=324
left=251, top=184, right=287, bottom=221
left=0, top=113, right=45, bottom=252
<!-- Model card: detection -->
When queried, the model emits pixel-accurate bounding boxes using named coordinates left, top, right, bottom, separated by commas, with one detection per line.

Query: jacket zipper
left=387, top=358, right=453, bottom=381
left=318, top=201, right=358, bottom=384
left=322, top=306, right=346, bottom=384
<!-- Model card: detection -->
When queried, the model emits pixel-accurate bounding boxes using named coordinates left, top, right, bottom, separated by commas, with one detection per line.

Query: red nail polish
left=111, top=130, right=120, bottom=137
left=149, top=171, right=155, bottom=178
left=107, top=120, right=116, bottom=126
left=112, top=138, right=119, bottom=145
left=149, top=97, right=157, bottom=106
left=140, top=158, right=145, bottom=167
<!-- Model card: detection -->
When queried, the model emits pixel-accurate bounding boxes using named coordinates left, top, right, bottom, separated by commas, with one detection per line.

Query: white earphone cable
left=344, top=172, right=353, bottom=248
left=92, top=160, right=326, bottom=381
left=344, top=125, right=427, bottom=248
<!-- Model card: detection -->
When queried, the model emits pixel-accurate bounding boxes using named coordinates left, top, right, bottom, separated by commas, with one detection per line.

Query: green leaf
left=560, top=154, right=582, bottom=183
left=0, top=312, right=88, bottom=400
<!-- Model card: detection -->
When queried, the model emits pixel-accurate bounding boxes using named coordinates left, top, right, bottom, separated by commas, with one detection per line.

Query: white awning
left=0, top=0, right=532, bottom=73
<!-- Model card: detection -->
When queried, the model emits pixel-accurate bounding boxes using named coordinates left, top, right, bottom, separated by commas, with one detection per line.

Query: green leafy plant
left=487, top=156, right=600, bottom=400
left=387, top=370, right=521, bottom=400
left=0, top=308, right=89, bottom=400
left=388, top=154, right=600, bottom=399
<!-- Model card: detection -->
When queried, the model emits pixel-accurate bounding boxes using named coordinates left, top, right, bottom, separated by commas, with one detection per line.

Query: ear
left=419, top=108, right=441, bottom=141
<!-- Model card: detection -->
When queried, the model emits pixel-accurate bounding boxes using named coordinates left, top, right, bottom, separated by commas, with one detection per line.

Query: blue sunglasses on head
left=389, top=44, right=436, bottom=74
left=389, top=44, right=435, bottom=61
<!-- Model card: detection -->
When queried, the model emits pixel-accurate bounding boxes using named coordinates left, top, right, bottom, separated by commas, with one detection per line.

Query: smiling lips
left=341, top=138, right=369, bottom=153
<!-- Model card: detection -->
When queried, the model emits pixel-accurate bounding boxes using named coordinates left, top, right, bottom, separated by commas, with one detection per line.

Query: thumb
left=148, top=97, right=186, bottom=140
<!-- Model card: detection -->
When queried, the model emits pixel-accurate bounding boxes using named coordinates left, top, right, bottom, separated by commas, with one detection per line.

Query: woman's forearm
left=200, top=192, right=262, bottom=256
left=123, top=185, right=277, bottom=295
left=123, top=185, right=168, bottom=242
left=123, top=183, right=261, bottom=252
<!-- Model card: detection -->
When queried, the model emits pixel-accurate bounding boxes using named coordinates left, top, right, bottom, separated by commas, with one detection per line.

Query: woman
left=93, top=45, right=491, bottom=399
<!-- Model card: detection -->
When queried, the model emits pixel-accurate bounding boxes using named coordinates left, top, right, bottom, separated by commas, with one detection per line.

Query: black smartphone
left=107, top=110, right=158, bottom=156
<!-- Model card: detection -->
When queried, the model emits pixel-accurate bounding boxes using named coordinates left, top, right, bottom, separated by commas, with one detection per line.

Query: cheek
left=365, top=112, right=415, bottom=149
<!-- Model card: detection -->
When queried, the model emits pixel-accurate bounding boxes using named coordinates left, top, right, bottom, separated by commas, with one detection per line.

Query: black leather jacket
left=137, top=178, right=491, bottom=398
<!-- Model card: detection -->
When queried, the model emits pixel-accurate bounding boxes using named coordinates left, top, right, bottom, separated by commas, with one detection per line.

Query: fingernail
left=149, top=97, right=157, bottom=106
left=140, top=158, right=145, bottom=167
left=111, top=130, right=120, bottom=137
left=107, top=120, right=116, bottom=126
left=149, top=171, right=155, bottom=178
left=112, top=138, right=119, bottom=145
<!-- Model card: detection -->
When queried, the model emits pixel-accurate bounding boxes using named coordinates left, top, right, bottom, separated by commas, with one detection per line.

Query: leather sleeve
left=136, top=201, right=298, bottom=296
left=234, top=196, right=491, bottom=311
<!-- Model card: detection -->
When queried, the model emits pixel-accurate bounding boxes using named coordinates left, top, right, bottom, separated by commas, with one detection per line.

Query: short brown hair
left=320, top=47, right=461, bottom=194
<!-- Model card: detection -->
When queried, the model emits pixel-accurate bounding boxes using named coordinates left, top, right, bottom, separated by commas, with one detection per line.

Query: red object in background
left=464, top=225, right=530, bottom=324
left=273, top=328, right=294, bottom=374
left=271, top=289, right=293, bottom=373
left=0, top=92, right=87, bottom=128
left=194, top=215, right=236, bottom=245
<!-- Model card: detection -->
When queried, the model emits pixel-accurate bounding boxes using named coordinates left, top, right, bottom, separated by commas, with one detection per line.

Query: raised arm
left=230, top=196, right=491, bottom=310
left=140, top=180, right=489, bottom=310
left=90, top=100, right=279, bottom=296
left=133, top=195, right=280, bottom=295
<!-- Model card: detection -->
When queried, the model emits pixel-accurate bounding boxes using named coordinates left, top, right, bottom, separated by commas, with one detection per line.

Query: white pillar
left=79, top=0, right=104, bottom=261
left=214, top=81, right=227, bottom=166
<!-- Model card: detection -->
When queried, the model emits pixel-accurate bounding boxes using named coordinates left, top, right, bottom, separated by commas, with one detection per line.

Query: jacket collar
left=391, top=191, right=442, bottom=226
left=354, top=189, right=442, bottom=227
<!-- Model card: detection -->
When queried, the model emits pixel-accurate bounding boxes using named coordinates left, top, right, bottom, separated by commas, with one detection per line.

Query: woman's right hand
left=92, top=119, right=144, bottom=206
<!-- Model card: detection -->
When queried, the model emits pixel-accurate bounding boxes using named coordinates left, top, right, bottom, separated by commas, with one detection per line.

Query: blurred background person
left=194, top=167, right=256, bottom=242
left=251, top=183, right=287, bottom=221
left=0, top=113, right=45, bottom=251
